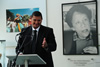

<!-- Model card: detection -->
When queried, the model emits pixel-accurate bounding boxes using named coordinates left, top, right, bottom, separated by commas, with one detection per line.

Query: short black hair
left=32, top=11, right=43, bottom=19
left=65, top=4, right=92, bottom=27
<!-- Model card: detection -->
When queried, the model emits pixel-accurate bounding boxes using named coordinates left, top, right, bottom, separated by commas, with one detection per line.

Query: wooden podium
left=6, top=54, right=46, bottom=67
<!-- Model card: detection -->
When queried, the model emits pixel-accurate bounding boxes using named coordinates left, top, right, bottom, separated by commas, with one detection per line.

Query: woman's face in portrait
left=72, top=11, right=90, bottom=39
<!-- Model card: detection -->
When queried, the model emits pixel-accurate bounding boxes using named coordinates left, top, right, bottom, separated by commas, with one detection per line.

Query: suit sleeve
left=46, top=28, right=57, bottom=52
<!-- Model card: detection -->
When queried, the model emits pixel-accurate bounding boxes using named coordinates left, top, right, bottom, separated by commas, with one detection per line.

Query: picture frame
left=6, top=8, right=39, bottom=32
left=62, top=1, right=99, bottom=55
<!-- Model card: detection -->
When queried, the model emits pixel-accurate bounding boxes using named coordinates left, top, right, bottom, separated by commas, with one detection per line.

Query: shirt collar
left=73, top=32, right=92, bottom=41
left=32, top=26, right=40, bottom=32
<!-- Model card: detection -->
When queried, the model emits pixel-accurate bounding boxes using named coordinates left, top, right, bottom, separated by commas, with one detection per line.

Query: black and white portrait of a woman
left=62, top=1, right=99, bottom=55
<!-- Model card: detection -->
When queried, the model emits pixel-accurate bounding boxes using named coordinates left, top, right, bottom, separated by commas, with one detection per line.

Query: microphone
left=31, top=31, right=34, bottom=41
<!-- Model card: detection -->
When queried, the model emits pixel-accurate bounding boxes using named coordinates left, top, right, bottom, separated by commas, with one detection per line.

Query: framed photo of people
left=6, top=0, right=47, bottom=33
left=6, top=8, right=39, bottom=32
left=62, top=1, right=99, bottom=55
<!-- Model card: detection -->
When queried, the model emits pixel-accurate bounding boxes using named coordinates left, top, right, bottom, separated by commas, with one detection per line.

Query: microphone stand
left=11, top=35, right=27, bottom=67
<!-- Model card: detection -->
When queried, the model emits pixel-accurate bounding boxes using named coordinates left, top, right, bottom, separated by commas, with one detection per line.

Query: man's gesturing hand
left=42, top=38, right=47, bottom=48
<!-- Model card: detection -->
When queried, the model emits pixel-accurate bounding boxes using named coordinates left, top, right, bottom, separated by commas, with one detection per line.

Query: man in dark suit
left=16, top=11, right=57, bottom=67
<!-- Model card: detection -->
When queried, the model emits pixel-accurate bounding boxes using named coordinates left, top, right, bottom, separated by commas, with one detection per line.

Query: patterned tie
left=32, top=30, right=37, bottom=53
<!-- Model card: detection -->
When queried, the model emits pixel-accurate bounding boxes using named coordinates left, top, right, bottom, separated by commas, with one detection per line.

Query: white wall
left=0, top=0, right=100, bottom=67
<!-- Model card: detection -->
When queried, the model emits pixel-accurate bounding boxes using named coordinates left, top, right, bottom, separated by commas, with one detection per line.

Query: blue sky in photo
left=8, top=8, right=39, bottom=17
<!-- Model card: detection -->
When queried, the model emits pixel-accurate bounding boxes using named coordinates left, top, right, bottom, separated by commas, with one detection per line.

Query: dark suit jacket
left=16, top=25, right=57, bottom=67
left=63, top=28, right=98, bottom=55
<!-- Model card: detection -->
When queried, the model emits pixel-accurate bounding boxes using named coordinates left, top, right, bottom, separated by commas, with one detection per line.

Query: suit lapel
left=25, top=26, right=32, bottom=35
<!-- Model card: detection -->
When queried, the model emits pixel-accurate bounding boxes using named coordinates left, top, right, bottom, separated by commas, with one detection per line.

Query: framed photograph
left=6, top=0, right=47, bottom=33
left=6, top=8, right=39, bottom=32
left=62, top=1, right=99, bottom=55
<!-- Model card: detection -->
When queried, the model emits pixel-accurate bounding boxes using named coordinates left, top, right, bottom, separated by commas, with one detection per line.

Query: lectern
left=6, top=54, right=46, bottom=67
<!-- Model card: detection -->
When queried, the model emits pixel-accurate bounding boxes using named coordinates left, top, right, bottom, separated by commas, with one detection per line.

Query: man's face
left=32, top=16, right=42, bottom=29
left=72, top=12, right=90, bottom=39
